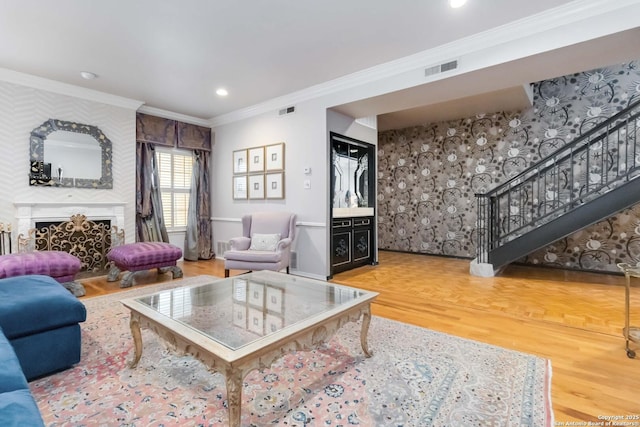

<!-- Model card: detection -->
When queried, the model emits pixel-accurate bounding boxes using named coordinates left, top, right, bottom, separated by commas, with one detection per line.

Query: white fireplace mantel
left=13, top=201, right=127, bottom=238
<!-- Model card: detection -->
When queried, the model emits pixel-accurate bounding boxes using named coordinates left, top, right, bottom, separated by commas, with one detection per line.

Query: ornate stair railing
left=476, top=99, right=640, bottom=269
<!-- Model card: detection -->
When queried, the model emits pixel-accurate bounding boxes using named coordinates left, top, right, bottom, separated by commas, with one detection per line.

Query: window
left=156, top=148, right=193, bottom=229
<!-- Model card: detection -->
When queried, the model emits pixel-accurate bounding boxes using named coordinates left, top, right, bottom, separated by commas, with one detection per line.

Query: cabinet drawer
left=353, top=217, right=372, bottom=227
left=332, top=219, right=352, bottom=228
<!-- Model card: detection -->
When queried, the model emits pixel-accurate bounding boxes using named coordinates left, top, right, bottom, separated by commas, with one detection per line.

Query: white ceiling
left=343, top=26, right=640, bottom=130
left=0, top=0, right=639, bottom=130
left=375, top=86, right=534, bottom=131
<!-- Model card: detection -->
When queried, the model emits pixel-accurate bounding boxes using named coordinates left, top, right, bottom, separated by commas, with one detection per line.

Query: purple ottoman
left=106, top=242, right=183, bottom=288
left=0, top=251, right=84, bottom=297
left=0, top=251, right=81, bottom=284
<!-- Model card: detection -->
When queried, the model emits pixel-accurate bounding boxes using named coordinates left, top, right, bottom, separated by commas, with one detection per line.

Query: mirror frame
left=29, top=119, right=113, bottom=189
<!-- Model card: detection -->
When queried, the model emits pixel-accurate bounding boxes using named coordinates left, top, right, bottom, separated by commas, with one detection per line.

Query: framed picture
left=266, top=172, right=284, bottom=199
left=248, top=281, right=265, bottom=307
left=232, top=278, right=247, bottom=302
left=265, top=313, right=284, bottom=334
left=248, top=307, right=264, bottom=335
left=233, top=149, right=248, bottom=174
left=265, top=142, right=285, bottom=171
left=266, top=285, right=284, bottom=314
left=248, top=174, right=265, bottom=199
left=248, top=146, right=265, bottom=173
left=232, top=303, right=247, bottom=329
left=233, top=175, right=247, bottom=199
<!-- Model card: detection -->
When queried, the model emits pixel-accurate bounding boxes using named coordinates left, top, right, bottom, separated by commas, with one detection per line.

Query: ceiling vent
left=425, top=60, right=458, bottom=77
left=278, top=105, right=296, bottom=116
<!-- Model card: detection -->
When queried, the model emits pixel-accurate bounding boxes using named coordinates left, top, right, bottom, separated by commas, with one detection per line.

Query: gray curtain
left=136, top=142, right=169, bottom=243
left=184, top=150, right=214, bottom=260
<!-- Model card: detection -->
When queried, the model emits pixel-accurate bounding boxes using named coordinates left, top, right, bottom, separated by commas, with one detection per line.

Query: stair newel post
left=475, top=193, right=497, bottom=263
left=475, top=193, right=488, bottom=263
left=490, top=195, right=498, bottom=255
left=632, top=115, right=638, bottom=177
left=624, top=117, right=630, bottom=180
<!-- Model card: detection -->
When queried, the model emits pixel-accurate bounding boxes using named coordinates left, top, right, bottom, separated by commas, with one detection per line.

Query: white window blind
left=156, top=148, right=193, bottom=229
left=154, top=288, right=193, bottom=319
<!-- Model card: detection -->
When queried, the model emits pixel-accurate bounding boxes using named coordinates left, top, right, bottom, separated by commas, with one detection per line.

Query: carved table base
left=126, top=304, right=374, bottom=427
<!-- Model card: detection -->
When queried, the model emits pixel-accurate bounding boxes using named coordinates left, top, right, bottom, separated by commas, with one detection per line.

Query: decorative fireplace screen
left=18, top=214, right=125, bottom=274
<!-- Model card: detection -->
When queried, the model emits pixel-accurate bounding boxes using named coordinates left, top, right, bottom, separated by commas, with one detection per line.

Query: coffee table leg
left=360, top=305, right=373, bottom=357
left=129, top=315, right=143, bottom=368
left=225, top=368, right=243, bottom=427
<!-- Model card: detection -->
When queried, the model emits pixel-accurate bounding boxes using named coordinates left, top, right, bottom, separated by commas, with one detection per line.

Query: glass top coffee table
left=120, top=270, right=378, bottom=427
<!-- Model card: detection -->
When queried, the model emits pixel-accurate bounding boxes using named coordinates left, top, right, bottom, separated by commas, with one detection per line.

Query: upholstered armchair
left=223, top=211, right=297, bottom=277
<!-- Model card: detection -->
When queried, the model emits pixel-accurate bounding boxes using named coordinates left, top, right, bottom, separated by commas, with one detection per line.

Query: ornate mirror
left=29, top=119, right=113, bottom=188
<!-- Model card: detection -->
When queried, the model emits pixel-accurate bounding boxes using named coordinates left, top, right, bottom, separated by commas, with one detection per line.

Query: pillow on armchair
left=249, top=233, right=281, bottom=251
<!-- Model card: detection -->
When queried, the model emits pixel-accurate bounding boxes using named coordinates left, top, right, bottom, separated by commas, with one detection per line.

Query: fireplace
left=32, top=217, right=115, bottom=272
left=13, top=201, right=126, bottom=274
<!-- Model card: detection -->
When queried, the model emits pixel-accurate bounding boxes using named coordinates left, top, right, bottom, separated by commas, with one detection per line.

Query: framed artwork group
left=232, top=278, right=285, bottom=336
left=233, top=142, right=285, bottom=200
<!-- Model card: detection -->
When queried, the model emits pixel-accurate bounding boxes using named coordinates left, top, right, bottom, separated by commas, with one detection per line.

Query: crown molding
left=210, top=0, right=640, bottom=127
left=0, top=67, right=144, bottom=110
left=137, top=105, right=212, bottom=128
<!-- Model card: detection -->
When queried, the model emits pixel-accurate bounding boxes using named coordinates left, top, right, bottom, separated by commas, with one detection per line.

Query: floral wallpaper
left=378, top=60, right=640, bottom=273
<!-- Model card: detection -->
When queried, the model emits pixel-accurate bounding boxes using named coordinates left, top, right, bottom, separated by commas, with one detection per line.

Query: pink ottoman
left=106, top=242, right=183, bottom=287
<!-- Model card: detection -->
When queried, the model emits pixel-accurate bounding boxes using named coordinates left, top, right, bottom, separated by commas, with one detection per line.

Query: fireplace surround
left=13, top=202, right=126, bottom=273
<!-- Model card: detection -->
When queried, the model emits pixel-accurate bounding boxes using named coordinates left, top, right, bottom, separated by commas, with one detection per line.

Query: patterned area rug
left=31, top=277, right=553, bottom=426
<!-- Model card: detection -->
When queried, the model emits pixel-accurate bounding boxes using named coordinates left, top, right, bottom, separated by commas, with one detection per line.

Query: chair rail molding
left=211, top=217, right=325, bottom=228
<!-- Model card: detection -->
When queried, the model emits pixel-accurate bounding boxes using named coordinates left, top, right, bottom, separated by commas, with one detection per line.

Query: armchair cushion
left=225, top=250, right=283, bottom=263
left=249, top=233, right=281, bottom=251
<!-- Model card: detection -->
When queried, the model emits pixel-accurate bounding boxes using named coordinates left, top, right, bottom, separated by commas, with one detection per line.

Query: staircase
left=475, top=99, right=640, bottom=271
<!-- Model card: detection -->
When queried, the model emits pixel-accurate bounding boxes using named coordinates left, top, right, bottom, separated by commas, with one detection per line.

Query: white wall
left=0, top=80, right=137, bottom=243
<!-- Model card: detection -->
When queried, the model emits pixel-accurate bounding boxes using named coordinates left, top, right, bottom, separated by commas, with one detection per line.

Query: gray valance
left=177, top=121, right=211, bottom=151
left=136, top=113, right=211, bottom=151
left=135, top=113, right=176, bottom=147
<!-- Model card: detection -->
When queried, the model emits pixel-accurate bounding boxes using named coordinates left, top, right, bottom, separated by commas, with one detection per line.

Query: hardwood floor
left=79, top=251, right=640, bottom=423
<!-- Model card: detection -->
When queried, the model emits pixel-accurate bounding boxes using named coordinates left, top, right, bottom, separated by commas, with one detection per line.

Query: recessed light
left=216, top=88, right=228, bottom=96
left=449, top=0, right=467, bottom=8
left=80, top=71, right=98, bottom=80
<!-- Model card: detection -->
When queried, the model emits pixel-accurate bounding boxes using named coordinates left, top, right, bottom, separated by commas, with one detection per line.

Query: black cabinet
left=329, top=132, right=376, bottom=275
left=329, top=132, right=376, bottom=276
left=331, top=216, right=374, bottom=274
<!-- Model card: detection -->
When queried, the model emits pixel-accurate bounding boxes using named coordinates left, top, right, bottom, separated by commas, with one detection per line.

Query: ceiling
left=342, top=26, right=640, bottom=130
left=0, top=0, right=638, bottom=130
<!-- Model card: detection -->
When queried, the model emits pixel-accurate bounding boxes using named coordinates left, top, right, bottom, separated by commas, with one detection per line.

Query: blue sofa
left=0, top=274, right=87, bottom=426
left=0, top=329, right=45, bottom=426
